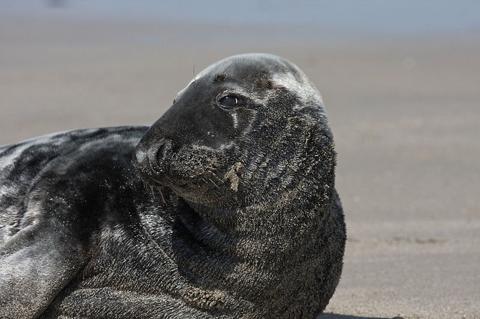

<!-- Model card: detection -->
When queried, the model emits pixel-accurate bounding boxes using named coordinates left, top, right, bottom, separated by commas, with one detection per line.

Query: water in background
left=2, top=0, right=480, bottom=37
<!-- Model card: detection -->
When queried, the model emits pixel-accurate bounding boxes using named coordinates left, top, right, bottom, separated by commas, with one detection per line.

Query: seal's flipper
left=0, top=223, right=85, bottom=319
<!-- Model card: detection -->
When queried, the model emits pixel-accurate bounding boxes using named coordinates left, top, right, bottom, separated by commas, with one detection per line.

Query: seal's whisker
left=148, top=184, right=156, bottom=200
left=199, top=176, right=211, bottom=187
left=206, top=170, right=224, bottom=185
left=142, top=181, right=149, bottom=192
left=207, top=177, right=220, bottom=189
left=158, top=187, right=166, bottom=204
left=200, top=176, right=221, bottom=195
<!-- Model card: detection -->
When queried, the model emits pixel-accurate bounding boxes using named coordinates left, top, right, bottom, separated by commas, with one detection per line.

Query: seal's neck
left=179, top=175, right=332, bottom=268
left=170, top=181, right=334, bottom=318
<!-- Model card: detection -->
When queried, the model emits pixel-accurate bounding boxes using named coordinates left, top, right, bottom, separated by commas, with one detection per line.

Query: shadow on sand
left=320, top=314, right=403, bottom=319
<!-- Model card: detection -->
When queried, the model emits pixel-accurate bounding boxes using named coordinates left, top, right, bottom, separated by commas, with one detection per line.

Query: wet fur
left=0, top=54, right=346, bottom=318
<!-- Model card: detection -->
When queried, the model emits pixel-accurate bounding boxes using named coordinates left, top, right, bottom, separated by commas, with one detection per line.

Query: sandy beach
left=1, top=10, right=479, bottom=319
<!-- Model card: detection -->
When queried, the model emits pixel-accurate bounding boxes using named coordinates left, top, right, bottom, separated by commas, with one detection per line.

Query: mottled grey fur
left=0, top=54, right=346, bottom=318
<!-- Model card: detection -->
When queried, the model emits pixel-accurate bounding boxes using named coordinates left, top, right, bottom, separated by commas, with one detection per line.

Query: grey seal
left=0, top=53, right=346, bottom=319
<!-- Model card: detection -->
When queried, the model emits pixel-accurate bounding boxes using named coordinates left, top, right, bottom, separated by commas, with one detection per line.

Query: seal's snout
left=135, top=136, right=173, bottom=181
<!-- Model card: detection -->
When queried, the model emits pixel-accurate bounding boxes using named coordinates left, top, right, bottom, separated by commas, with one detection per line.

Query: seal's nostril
left=156, top=143, right=166, bottom=162
left=147, top=138, right=172, bottom=169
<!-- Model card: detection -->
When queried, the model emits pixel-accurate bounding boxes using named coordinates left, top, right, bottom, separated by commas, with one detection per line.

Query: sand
left=0, top=14, right=479, bottom=319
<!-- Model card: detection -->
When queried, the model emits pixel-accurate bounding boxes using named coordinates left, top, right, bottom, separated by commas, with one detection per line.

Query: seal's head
left=135, top=53, right=334, bottom=209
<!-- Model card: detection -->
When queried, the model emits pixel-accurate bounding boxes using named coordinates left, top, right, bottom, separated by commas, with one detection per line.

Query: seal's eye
left=217, top=94, right=246, bottom=109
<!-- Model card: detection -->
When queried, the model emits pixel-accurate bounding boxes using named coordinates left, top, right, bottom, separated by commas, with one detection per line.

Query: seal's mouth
left=134, top=133, right=242, bottom=206
left=135, top=147, right=219, bottom=202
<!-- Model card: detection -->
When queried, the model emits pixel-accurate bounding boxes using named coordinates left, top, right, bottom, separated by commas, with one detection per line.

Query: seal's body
left=0, top=54, right=345, bottom=319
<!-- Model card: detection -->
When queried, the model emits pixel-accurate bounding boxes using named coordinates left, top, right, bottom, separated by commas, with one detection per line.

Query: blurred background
left=1, top=1, right=479, bottom=318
